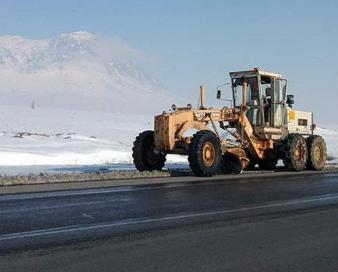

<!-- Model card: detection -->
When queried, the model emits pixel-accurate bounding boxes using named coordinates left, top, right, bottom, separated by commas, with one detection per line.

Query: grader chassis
left=132, top=68, right=327, bottom=177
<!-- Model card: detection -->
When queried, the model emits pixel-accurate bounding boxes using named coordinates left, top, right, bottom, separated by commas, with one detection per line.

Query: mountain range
left=0, top=31, right=174, bottom=113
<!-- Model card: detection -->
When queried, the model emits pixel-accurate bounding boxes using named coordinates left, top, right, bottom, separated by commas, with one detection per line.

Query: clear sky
left=0, top=0, right=337, bottom=123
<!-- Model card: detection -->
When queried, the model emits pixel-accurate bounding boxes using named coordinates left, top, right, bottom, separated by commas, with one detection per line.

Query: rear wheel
left=188, top=131, right=221, bottom=177
left=282, top=134, right=307, bottom=171
left=132, top=130, right=166, bottom=172
left=306, top=135, right=327, bottom=170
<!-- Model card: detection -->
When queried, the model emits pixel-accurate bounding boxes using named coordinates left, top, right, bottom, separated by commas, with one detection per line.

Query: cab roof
left=229, top=68, right=283, bottom=79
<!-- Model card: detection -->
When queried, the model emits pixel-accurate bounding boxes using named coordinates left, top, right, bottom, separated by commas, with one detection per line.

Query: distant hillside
left=0, top=31, right=175, bottom=114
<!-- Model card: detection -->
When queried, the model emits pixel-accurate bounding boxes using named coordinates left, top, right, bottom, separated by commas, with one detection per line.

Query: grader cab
left=132, top=68, right=327, bottom=176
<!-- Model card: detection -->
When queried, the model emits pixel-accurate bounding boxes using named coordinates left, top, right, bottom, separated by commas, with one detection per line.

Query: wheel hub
left=293, top=144, right=304, bottom=161
left=202, top=142, right=216, bottom=166
left=145, top=144, right=160, bottom=165
left=314, top=144, right=323, bottom=161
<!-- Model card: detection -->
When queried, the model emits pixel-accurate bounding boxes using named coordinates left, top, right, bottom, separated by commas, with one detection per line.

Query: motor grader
left=132, top=68, right=327, bottom=177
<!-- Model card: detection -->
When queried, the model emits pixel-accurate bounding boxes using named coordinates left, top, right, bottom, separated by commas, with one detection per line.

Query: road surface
left=0, top=171, right=338, bottom=271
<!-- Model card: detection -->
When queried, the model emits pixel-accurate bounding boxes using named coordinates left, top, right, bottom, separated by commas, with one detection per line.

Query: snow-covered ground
left=315, top=127, right=338, bottom=163
left=0, top=105, right=149, bottom=165
left=0, top=105, right=187, bottom=174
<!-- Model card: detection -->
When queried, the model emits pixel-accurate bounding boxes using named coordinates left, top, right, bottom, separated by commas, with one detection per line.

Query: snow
left=0, top=105, right=187, bottom=174
left=316, top=127, right=338, bottom=163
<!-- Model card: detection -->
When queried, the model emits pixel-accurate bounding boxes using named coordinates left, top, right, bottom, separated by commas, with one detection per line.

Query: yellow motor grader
left=132, top=68, right=327, bottom=176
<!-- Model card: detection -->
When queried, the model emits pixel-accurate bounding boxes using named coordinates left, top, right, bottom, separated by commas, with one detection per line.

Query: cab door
left=271, top=79, right=287, bottom=128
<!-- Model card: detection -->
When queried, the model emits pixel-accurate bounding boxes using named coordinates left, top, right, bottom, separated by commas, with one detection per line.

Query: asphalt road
left=1, top=172, right=338, bottom=271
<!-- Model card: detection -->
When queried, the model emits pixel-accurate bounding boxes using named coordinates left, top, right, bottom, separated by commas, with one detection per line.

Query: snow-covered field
left=0, top=105, right=188, bottom=175
left=315, top=127, right=338, bottom=163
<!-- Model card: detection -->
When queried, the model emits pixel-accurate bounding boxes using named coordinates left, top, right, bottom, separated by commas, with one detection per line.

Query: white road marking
left=1, top=193, right=338, bottom=243
left=82, top=213, right=94, bottom=219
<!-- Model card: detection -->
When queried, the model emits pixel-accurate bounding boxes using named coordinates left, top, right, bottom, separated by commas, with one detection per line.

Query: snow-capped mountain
left=0, top=31, right=173, bottom=113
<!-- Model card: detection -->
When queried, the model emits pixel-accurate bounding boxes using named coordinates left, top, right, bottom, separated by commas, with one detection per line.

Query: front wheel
left=188, top=131, right=221, bottom=177
left=132, top=130, right=166, bottom=172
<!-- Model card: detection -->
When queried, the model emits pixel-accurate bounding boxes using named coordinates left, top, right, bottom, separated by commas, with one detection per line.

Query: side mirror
left=216, top=90, right=221, bottom=99
left=286, top=95, right=294, bottom=108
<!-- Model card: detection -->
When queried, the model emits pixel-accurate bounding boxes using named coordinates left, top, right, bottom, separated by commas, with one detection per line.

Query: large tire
left=306, top=135, right=327, bottom=171
left=132, top=130, right=166, bottom=172
left=258, top=159, right=277, bottom=170
left=282, top=134, right=307, bottom=171
left=188, top=130, right=221, bottom=177
left=221, top=154, right=243, bottom=174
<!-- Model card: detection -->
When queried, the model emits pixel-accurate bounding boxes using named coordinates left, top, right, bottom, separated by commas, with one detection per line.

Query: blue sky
left=0, top=0, right=337, bottom=122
